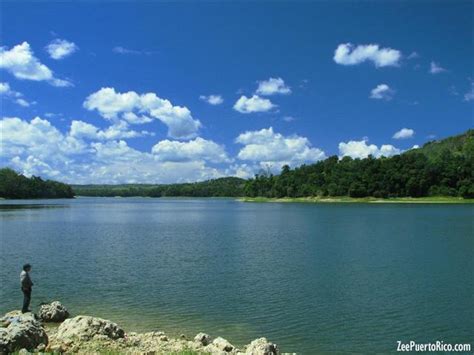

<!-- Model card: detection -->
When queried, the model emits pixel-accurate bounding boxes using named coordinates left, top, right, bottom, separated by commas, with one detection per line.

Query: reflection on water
left=0, top=204, right=67, bottom=211
left=0, top=197, right=472, bottom=353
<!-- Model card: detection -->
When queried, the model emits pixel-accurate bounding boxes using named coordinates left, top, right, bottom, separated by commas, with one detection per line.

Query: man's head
left=23, top=264, right=31, bottom=272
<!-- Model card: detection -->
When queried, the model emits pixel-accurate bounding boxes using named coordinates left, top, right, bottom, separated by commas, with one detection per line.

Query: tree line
left=2, top=130, right=472, bottom=199
left=72, top=177, right=246, bottom=198
left=243, top=150, right=473, bottom=199
left=0, top=168, right=75, bottom=199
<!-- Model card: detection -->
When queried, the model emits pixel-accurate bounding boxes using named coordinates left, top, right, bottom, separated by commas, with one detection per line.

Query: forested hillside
left=72, top=177, right=246, bottom=197
left=0, top=168, right=75, bottom=199
left=243, top=130, right=474, bottom=199
left=2, top=130, right=472, bottom=199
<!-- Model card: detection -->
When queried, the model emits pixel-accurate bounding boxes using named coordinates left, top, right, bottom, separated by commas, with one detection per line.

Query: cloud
left=45, top=39, right=78, bottom=60
left=0, top=82, right=33, bottom=107
left=121, top=112, right=153, bottom=124
left=83, top=87, right=201, bottom=139
left=15, top=98, right=31, bottom=107
left=233, top=95, right=276, bottom=113
left=0, top=117, right=86, bottom=161
left=199, top=94, right=224, bottom=105
left=407, top=52, right=419, bottom=59
left=0, top=82, right=12, bottom=95
left=235, top=127, right=325, bottom=171
left=464, top=80, right=474, bottom=102
left=370, top=84, right=395, bottom=100
left=44, top=112, right=63, bottom=119
left=0, top=42, right=72, bottom=86
left=255, top=77, right=291, bottom=95
left=430, top=61, right=447, bottom=74
left=283, top=116, right=296, bottom=122
left=338, top=139, right=401, bottom=159
left=393, top=128, right=415, bottom=139
left=224, top=163, right=256, bottom=179
left=70, top=120, right=153, bottom=140
left=112, top=46, right=151, bottom=55
left=1, top=116, right=229, bottom=184
left=152, top=137, right=230, bottom=163
left=333, top=43, right=401, bottom=67
left=69, top=120, right=100, bottom=140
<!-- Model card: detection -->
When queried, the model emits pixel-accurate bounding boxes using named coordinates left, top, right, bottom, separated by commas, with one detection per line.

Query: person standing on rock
left=20, top=264, right=34, bottom=313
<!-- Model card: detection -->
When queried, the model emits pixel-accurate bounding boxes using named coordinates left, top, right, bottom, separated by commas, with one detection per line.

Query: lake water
left=0, top=198, right=473, bottom=353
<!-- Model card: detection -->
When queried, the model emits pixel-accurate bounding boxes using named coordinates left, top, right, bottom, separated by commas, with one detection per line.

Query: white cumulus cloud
left=235, top=127, right=325, bottom=171
left=233, top=95, right=276, bottom=113
left=45, top=39, right=78, bottom=60
left=333, top=43, right=401, bottom=67
left=255, top=77, right=291, bottom=95
left=152, top=137, right=230, bottom=163
left=392, top=128, right=415, bottom=139
left=199, top=94, right=224, bottom=105
left=69, top=120, right=152, bottom=140
left=1, top=116, right=230, bottom=184
left=370, top=84, right=395, bottom=100
left=338, top=139, right=401, bottom=159
left=0, top=116, right=86, bottom=161
left=0, top=42, right=72, bottom=86
left=83, top=87, right=201, bottom=139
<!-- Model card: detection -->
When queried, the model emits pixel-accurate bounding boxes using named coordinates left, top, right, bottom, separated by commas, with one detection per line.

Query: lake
left=0, top=198, right=472, bottom=353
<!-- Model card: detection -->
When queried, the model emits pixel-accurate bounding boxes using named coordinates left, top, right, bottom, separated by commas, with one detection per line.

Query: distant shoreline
left=1, top=196, right=473, bottom=204
left=238, top=196, right=474, bottom=204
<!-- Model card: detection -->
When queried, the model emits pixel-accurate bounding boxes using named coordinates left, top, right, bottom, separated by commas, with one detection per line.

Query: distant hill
left=242, top=129, right=474, bottom=199
left=0, top=168, right=74, bottom=199
left=72, top=177, right=246, bottom=197
left=406, top=129, right=473, bottom=160
left=3, top=130, right=473, bottom=199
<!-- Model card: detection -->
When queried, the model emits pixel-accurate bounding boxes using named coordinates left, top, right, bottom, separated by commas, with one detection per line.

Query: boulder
left=55, top=315, right=124, bottom=342
left=212, top=336, right=235, bottom=352
left=245, top=337, right=279, bottom=355
left=38, top=301, right=69, bottom=322
left=0, top=328, right=10, bottom=354
left=194, top=332, right=212, bottom=346
left=0, top=311, right=48, bottom=353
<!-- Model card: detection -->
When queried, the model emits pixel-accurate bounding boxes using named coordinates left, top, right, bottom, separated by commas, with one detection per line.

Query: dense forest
left=72, top=177, right=246, bottom=198
left=244, top=129, right=474, bottom=199
left=0, top=168, right=75, bottom=199
left=1, top=130, right=473, bottom=199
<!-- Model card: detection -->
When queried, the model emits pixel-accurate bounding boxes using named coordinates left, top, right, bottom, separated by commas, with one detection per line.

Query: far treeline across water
left=1, top=129, right=473, bottom=200
left=0, top=168, right=74, bottom=199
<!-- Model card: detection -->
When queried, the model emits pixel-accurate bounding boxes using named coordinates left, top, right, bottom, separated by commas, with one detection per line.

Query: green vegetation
left=2, top=130, right=473, bottom=200
left=72, top=177, right=246, bottom=197
left=240, top=196, right=474, bottom=204
left=243, top=130, right=474, bottom=199
left=0, top=168, right=74, bottom=199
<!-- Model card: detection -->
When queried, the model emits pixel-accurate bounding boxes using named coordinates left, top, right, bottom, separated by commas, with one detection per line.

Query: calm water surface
left=0, top=198, right=473, bottom=353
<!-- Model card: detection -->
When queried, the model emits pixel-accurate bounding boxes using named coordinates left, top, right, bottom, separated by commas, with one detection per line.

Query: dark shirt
left=20, top=271, right=33, bottom=290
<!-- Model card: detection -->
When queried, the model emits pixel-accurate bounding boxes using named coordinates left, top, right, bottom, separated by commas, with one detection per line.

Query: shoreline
left=238, top=196, right=474, bottom=204
left=1, top=195, right=472, bottom=204
left=1, top=303, right=283, bottom=354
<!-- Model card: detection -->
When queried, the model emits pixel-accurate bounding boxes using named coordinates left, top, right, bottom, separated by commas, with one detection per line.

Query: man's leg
left=22, top=289, right=31, bottom=313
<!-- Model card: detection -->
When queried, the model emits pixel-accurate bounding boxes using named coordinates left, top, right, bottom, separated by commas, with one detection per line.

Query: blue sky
left=1, top=1, right=473, bottom=183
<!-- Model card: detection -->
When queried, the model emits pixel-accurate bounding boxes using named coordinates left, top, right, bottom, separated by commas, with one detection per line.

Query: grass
left=238, top=196, right=474, bottom=204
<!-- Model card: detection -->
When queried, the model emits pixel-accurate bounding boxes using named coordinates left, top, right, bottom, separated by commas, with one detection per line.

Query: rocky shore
left=0, top=302, right=282, bottom=354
